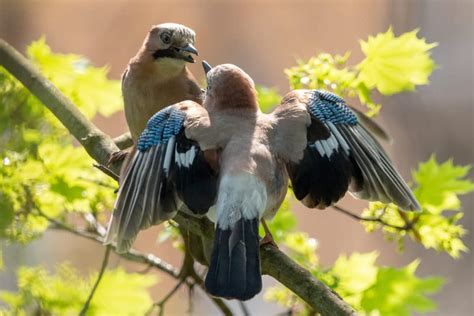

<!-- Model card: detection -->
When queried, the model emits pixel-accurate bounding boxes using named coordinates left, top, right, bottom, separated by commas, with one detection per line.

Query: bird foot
left=260, top=233, right=278, bottom=248
left=107, top=150, right=128, bottom=166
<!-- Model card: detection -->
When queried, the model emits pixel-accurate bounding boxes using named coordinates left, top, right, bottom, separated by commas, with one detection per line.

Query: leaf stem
left=332, top=205, right=411, bottom=230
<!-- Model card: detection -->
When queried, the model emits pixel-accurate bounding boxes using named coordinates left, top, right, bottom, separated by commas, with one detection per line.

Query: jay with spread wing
left=105, top=62, right=420, bottom=301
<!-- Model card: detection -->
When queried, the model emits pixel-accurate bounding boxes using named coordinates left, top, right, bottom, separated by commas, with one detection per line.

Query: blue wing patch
left=308, top=90, right=357, bottom=126
left=137, top=106, right=186, bottom=152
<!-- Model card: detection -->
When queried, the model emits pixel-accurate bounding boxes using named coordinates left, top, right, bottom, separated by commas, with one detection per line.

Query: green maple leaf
left=414, top=155, right=474, bottom=213
left=0, top=264, right=157, bottom=315
left=361, top=260, right=444, bottom=316
left=330, top=252, right=378, bottom=307
left=357, top=27, right=437, bottom=95
left=27, top=37, right=122, bottom=118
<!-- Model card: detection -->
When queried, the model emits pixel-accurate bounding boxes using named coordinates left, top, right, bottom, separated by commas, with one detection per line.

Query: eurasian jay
left=105, top=62, right=420, bottom=300
left=108, top=23, right=202, bottom=164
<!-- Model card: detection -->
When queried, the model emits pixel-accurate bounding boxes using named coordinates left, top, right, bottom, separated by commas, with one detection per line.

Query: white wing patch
left=326, top=121, right=350, bottom=155
left=313, top=133, right=339, bottom=158
left=175, top=145, right=197, bottom=168
left=312, top=122, right=352, bottom=158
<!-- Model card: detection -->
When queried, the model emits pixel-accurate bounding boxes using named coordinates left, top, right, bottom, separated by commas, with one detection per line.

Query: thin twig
left=238, top=301, right=250, bottom=316
left=79, top=245, right=112, bottom=316
left=145, top=279, right=186, bottom=316
left=39, top=210, right=181, bottom=279
left=78, top=176, right=117, bottom=189
left=189, top=271, right=233, bottom=316
left=93, top=163, right=119, bottom=181
left=187, top=282, right=195, bottom=314
left=83, top=213, right=107, bottom=237
left=331, top=205, right=410, bottom=230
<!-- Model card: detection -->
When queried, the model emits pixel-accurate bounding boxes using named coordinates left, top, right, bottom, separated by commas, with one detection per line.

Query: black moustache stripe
left=152, top=48, right=179, bottom=60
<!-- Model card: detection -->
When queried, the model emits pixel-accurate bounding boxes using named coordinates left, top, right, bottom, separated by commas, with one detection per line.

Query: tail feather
left=205, top=218, right=261, bottom=301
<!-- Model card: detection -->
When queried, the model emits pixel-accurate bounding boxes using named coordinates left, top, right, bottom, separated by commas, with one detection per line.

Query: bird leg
left=260, top=219, right=278, bottom=248
left=106, top=150, right=129, bottom=166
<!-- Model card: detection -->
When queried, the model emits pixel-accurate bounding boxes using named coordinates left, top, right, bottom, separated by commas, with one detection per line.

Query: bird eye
left=161, top=34, right=171, bottom=44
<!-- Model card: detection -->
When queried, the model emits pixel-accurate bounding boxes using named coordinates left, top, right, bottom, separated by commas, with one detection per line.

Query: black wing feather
left=173, top=132, right=218, bottom=215
left=105, top=104, right=217, bottom=253
left=285, top=90, right=420, bottom=211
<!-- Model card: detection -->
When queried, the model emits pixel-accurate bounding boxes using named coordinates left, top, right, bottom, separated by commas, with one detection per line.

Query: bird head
left=202, top=62, right=258, bottom=110
left=143, top=23, right=198, bottom=67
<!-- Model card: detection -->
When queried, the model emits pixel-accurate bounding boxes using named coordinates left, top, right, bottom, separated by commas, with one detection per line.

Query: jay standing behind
left=108, top=23, right=201, bottom=165
left=105, top=63, right=420, bottom=300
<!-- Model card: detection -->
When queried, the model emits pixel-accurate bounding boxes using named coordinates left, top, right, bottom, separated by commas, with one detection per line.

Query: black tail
left=205, top=218, right=262, bottom=301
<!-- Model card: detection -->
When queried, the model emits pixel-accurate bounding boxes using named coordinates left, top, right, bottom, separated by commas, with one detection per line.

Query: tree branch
left=79, top=245, right=112, bottom=316
left=174, top=214, right=356, bottom=316
left=0, top=39, right=121, bottom=174
left=113, top=132, right=133, bottom=150
left=35, top=205, right=181, bottom=279
left=0, top=39, right=356, bottom=316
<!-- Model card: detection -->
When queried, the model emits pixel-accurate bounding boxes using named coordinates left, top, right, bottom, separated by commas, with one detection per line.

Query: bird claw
left=107, top=150, right=128, bottom=166
left=260, top=219, right=278, bottom=248
left=260, top=233, right=278, bottom=248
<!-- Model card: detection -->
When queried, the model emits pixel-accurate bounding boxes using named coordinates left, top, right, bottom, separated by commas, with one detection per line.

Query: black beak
left=175, top=43, right=198, bottom=63
left=180, top=43, right=199, bottom=56
left=202, top=60, right=212, bottom=75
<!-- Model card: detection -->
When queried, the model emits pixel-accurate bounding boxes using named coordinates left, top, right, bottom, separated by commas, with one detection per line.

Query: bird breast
left=123, top=67, right=202, bottom=140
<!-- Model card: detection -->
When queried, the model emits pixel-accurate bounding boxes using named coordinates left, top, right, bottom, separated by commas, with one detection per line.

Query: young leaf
left=414, top=155, right=474, bottom=214
left=360, top=260, right=444, bottom=316
left=361, top=156, right=472, bottom=258
left=330, top=252, right=378, bottom=306
left=257, top=85, right=282, bottom=113
left=87, top=268, right=157, bottom=315
left=0, top=264, right=157, bottom=315
left=357, top=27, right=437, bottom=95
left=27, top=37, right=122, bottom=118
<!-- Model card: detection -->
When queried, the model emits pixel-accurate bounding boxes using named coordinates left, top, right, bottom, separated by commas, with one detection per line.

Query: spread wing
left=273, top=89, right=420, bottom=211
left=105, top=101, right=218, bottom=252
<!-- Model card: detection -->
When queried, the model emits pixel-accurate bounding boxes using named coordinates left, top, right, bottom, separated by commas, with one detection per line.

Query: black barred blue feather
left=308, top=90, right=358, bottom=125
left=137, top=106, right=186, bottom=151
left=284, top=89, right=420, bottom=211
left=105, top=102, right=217, bottom=253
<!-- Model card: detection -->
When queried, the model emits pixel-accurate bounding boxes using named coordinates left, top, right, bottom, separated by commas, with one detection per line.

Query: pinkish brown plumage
left=106, top=62, right=420, bottom=301
left=108, top=23, right=202, bottom=166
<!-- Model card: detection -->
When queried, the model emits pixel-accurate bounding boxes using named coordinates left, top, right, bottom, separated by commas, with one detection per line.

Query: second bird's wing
left=273, top=89, right=420, bottom=211
left=105, top=101, right=218, bottom=252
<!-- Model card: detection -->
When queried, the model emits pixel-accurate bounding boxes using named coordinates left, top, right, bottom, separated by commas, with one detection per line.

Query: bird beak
left=180, top=43, right=199, bottom=56
left=178, top=43, right=199, bottom=63
left=202, top=60, right=212, bottom=75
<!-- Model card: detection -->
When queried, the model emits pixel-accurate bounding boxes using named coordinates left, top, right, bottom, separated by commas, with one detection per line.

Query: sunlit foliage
left=285, top=27, right=437, bottom=117
left=0, top=264, right=157, bottom=315
left=0, top=28, right=470, bottom=316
